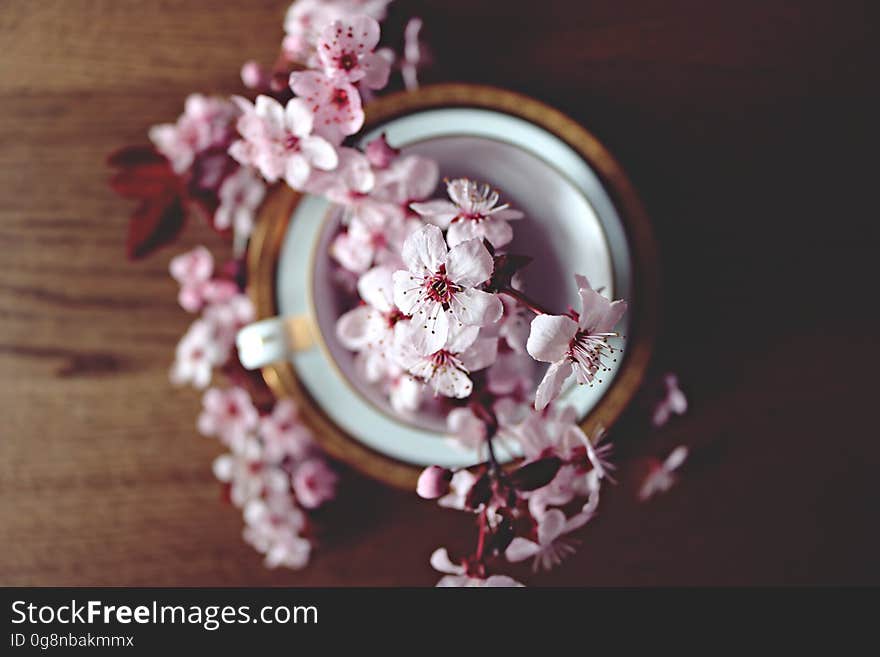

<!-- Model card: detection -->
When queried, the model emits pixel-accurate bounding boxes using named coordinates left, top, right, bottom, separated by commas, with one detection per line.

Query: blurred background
left=0, top=0, right=877, bottom=585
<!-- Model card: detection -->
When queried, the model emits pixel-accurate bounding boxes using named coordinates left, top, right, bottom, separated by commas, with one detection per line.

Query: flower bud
left=240, top=61, right=265, bottom=89
left=365, top=133, right=399, bottom=169
left=416, top=465, right=453, bottom=499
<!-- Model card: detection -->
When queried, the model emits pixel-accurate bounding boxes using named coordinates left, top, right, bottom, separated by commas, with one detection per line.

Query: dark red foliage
left=107, top=145, right=187, bottom=260
left=508, top=456, right=563, bottom=491
left=464, top=470, right=492, bottom=509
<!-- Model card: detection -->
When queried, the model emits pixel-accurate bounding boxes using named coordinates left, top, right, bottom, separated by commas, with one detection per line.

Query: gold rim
left=247, top=83, right=660, bottom=490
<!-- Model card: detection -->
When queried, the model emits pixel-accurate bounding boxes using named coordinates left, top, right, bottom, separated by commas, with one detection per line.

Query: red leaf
left=110, top=162, right=179, bottom=200
left=508, top=456, right=563, bottom=491
left=107, top=145, right=166, bottom=168
left=110, top=143, right=188, bottom=259
left=126, top=192, right=186, bottom=260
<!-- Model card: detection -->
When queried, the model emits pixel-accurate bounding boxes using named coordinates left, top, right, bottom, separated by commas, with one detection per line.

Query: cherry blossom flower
left=169, top=319, right=224, bottom=389
left=527, top=275, right=627, bottom=410
left=639, top=446, right=688, bottom=501
left=202, top=293, right=254, bottom=352
left=364, top=133, right=399, bottom=169
left=446, top=398, right=523, bottom=452
left=316, top=16, right=390, bottom=89
left=651, top=373, right=688, bottom=427
left=168, top=245, right=239, bottom=314
left=149, top=94, right=238, bottom=173
left=411, top=178, right=524, bottom=249
left=496, top=294, right=532, bottom=353
left=360, top=134, right=439, bottom=211
left=289, top=71, right=364, bottom=145
left=228, top=95, right=338, bottom=188
left=392, top=224, right=502, bottom=354
left=505, top=508, right=592, bottom=572
left=213, top=437, right=269, bottom=507
left=213, top=167, right=266, bottom=243
left=282, top=0, right=392, bottom=64
left=292, top=457, right=338, bottom=509
left=303, top=146, right=375, bottom=203
left=259, top=399, right=313, bottom=463
left=330, top=202, right=410, bottom=273
left=430, top=548, right=524, bottom=587
left=169, top=245, right=214, bottom=312
left=243, top=497, right=311, bottom=570
left=372, top=153, right=440, bottom=211
left=393, top=321, right=497, bottom=399
left=336, top=266, right=405, bottom=378
left=197, top=386, right=259, bottom=450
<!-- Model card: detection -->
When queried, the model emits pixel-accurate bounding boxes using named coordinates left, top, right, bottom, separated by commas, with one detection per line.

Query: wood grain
left=0, top=0, right=877, bottom=586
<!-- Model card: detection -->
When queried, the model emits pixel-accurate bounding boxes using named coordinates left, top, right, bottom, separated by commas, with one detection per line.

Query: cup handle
left=236, top=315, right=315, bottom=370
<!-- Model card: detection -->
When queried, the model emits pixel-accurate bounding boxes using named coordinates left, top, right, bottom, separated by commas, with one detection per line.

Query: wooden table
left=1, top=0, right=876, bottom=586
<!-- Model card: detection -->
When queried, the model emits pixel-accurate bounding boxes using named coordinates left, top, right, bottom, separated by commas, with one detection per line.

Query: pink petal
left=665, top=446, right=688, bottom=471
left=332, top=231, right=373, bottom=273
left=360, top=51, right=391, bottom=90
left=446, top=178, right=473, bottom=210
left=409, top=200, right=458, bottom=228
left=401, top=156, right=440, bottom=201
left=300, top=136, right=338, bottom=170
left=402, top=224, right=447, bottom=274
left=413, top=304, right=450, bottom=355
left=430, top=547, right=464, bottom=575
left=357, top=266, right=395, bottom=313
left=505, top=537, right=541, bottom=563
left=459, top=337, right=498, bottom=372
left=669, top=388, right=688, bottom=414
left=391, top=269, right=422, bottom=315
left=284, top=154, right=311, bottom=189
left=578, top=286, right=611, bottom=332
left=449, top=288, right=503, bottom=328
left=445, top=237, right=494, bottom=287
left=527, top=314, right=578, bottom=363
left=482, top=576, right=525, bottom=587
left=534, top=359, right=573, bottom=411
left=432, top=365, right=473, bottom=398
left=537, top=508, right=567, bottom=544
left=445, top=218, right=481, bottom=248
left=478, top=217, right=514, bottom=249
left=444, top=322, right=480, bottom=354
left=595, top=299, right=627, bottom=334
left=254, top=95, right=285, bottom=132
left=285, top=97, right=313, bottom=137
left=335, top=306, right=374, bottom=350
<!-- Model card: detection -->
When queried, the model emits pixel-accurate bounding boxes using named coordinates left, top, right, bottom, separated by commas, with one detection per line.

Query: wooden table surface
left=1, top=0, right=877, bottom=586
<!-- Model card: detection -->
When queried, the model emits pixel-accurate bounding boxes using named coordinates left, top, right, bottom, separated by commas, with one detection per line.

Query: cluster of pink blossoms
left=149, top=95, right=266, bottom=252
left=169, top=246, right=253, bottom=389
left=168, top=245, right=337, bottom=569
left=324, top=165, right=631, bottom=583
left=131, top=2, right=691, bottom=582
left=201, top=391, right=337, bottom=569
